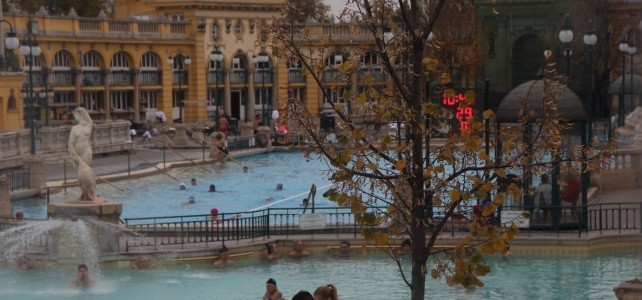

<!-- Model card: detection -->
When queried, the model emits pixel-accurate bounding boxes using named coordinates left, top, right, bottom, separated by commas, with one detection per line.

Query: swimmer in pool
left=69, top=264, right=96, bottom=289
left=182, top=195, right=196, bottom=206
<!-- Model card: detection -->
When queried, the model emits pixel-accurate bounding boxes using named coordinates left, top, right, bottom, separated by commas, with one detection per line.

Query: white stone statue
left=68, top=107, right=98, bottom=201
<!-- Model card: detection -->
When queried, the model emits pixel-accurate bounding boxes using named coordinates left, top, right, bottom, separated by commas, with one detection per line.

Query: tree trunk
left=410, top=209, right=428, bottom=300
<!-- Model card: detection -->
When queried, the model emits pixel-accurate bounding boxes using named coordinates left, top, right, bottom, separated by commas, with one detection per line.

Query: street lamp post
left=628, top=37, right=637, bottom=116
left=581, top=20, right=597, bottom=230
left=18, top=19, right=41, bottom=155
left=0, top=19, right=20, bottom=68
left=619, top=37, right=629, bottom=127
left=168, top=51, right=191, bottom=123
left=552, top=13, right=574, bottom=231
left=209, top=46, right=223, bottom=121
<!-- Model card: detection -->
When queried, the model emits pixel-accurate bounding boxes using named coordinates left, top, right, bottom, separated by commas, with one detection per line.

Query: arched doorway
left=511, top=34, right=546, bottom=87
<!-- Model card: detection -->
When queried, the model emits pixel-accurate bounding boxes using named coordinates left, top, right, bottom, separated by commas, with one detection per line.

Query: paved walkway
left=42, top=142, right=217, bottom=182
left=42, top=142, right=642, bottom=204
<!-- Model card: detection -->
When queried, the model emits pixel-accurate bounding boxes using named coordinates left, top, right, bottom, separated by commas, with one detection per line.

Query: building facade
left=0, top=0, right=640, bottom=136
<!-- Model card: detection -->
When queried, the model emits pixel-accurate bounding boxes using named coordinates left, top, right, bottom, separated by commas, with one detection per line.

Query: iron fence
left=1, top=203, right=639, bottom=254
left=0, top=168, right=30, bottom=191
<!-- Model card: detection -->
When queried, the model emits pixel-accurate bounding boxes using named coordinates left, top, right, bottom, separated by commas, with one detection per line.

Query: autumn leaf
left=449, top=189, right=460, bottom=201
left=483, top=109, right=495, bottom=119
left=395, top=160, right=406, bottom=170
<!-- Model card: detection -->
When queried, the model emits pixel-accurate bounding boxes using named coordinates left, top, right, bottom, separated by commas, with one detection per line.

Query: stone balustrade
left=594, top=148, right=642, bottom=190
left=2, top=13, right=190, bottom=42
left=0, top=121, right=132, bottom=170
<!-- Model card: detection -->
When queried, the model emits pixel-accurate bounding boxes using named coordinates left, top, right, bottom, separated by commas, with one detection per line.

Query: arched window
left=110, top=51, right=133, bottom=86
left=81, top=51, right=103, bottom=86
left=140, top=52, right=159, bottom=69
left=232, top=54, right=246, bottom=70
left=511, top=34, right=545, bottom=87
left=82, top=52, right=102, bottom=70
left=255, top=57, right=270, bottom=70
left=209, top=55, right=224, bottom=70
left=325, top=53, right=344, bottom=67
left=360, top=51, right=379, bottom=68
left=52, top=51, right=72, bottom=70
left=111, top=51, right=131, bottom=70
left=230, top=53, right=247, bottom=84
left=211, top=20, right=220, bottom=40
left=7, top=95, right=17, bottom=110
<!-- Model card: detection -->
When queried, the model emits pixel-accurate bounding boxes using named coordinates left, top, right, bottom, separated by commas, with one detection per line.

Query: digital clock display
left=440, top=89, right=477, bottom=133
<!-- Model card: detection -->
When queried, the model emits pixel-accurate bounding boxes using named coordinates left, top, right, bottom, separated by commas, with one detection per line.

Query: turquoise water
left=15, top=152, right=335, bottom=219
left=0, top=251, right=639, bottom=299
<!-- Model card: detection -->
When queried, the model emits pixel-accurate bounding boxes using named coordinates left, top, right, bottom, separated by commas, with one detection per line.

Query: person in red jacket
left=561, top=174, right=580, bottom=221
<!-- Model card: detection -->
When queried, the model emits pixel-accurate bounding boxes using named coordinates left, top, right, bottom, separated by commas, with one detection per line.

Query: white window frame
left=139, top=90, right=158, bottom=109
left=53, top=51, right=72, bottom=70
left=111, top=91, right=133, bottom=110
left=82, top=92, right=103, bottom=111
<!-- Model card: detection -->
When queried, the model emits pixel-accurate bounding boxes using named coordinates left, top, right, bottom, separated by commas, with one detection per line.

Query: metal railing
left=110, top=70, right=134, bottom=86
left=140, top=70, right=161, bottom=85
left=49, top=71, right=74, bottom=86
left=121, top=203, right=641, bottom=251
left=0, top=202, right=639, bottom=254
left=0, top=168, right=30, bottom=191
left=81, top=70, right=103, bottom=86
left=288, top=69, right=305, bottom=83
left=123, top=211, right=268, bottom=251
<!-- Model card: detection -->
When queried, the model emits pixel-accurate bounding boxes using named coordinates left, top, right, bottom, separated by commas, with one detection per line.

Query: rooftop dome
left=496, top=79, right=585, bottom=122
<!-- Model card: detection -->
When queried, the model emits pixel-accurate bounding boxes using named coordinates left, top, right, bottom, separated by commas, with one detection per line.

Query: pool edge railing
left=119, top=203, right=641, bottom=252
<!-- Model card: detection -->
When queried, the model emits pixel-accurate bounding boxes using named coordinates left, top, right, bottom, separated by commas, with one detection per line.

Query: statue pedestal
left=47, top=197, right=122, bottom=224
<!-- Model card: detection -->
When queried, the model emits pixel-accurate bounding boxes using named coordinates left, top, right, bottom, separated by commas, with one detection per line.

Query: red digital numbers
left=441, top=91, right=474, bottom=133
left=442, top=93, right=466, bottom=106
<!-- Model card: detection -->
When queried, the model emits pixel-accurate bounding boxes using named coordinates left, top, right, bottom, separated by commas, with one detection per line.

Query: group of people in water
left=263, top=278, right=338, bottom=300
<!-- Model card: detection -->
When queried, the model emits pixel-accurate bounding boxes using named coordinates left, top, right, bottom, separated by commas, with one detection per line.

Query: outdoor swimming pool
left=14, top=151, right=335, bottom=219
left=0, top=250, right=639, bottom=299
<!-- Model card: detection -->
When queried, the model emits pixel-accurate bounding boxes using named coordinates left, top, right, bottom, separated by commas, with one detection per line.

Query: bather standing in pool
left=69, top=264, right=96, bottom=289
left=263, top=278, right=284, bottom=300
left=266, top=243, right=278, bottom=261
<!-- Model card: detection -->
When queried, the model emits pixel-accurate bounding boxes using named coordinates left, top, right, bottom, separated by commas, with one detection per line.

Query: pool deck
left=14, top=141, right=642, bottom=264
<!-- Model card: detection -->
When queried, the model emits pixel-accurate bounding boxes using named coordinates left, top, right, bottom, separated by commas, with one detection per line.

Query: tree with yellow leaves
left=270, top=0, right=614, bottom=299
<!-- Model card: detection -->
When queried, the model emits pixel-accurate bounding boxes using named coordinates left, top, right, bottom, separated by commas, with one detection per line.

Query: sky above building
left=325, top=0, right=348, bottom=17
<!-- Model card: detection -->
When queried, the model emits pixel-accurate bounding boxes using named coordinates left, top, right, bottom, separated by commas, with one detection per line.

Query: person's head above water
left=188, top=195, right=195, bottom=204
left=179, top=183, right=186, bottom=190
left=276, top=183, right=283, bottom=191
left=209, top=184, right=216, bottom=192
left=243, top=166, right=248, bottom=173
left=191, top=178, right=197, bottom=186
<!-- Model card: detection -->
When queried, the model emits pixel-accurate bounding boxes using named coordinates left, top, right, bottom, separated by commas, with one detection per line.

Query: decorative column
left=133, top=68, right=140, bottom=123
left=74, top=68, right=82, bottom=107
left=224, top=68, right=231, bottom=116
left=0, top=176, right=12, bottom=218
left=103, top=69, right=111, bottom=120
left=23, top=156, right=45, bottom=191
left=246, top=67, right=256, bottom=122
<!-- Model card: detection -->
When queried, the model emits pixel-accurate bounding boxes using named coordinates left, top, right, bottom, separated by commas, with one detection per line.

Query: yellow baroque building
left=0, top=0, right=394, bottom=133
left=0, top=0, right=297, bottom=132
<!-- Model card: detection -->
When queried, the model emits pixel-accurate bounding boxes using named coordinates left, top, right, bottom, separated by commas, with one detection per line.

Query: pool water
left=15, top=152, right=335, bottom=219
left=0, top=251, right=639, bottom=299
